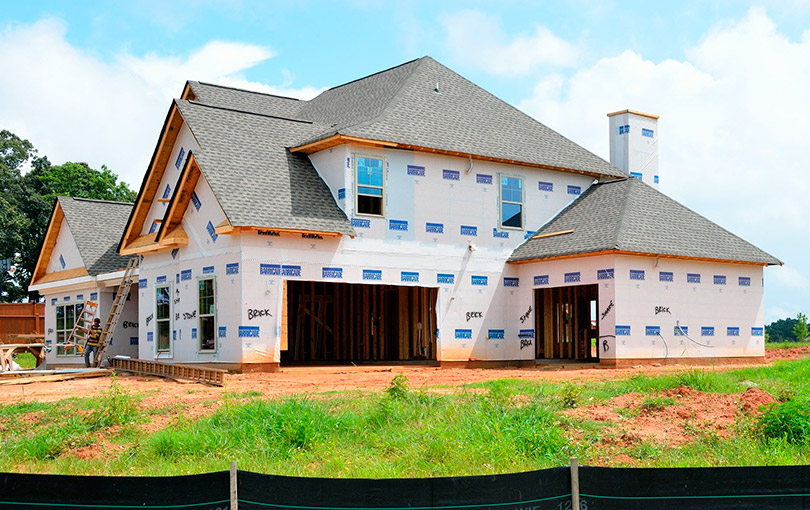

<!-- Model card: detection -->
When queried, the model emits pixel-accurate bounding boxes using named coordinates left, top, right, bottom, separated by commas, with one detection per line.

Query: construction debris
left=0, top=368, right=110, bottom=385
left=111, top=358, right=225, bottom=386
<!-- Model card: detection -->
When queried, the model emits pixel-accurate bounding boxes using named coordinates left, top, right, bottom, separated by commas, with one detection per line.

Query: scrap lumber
left=0, top=369, right=110, bottom=385
left=111, top=358, right=225, bottom=386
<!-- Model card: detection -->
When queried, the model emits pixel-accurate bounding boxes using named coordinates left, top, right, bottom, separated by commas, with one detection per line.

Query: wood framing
left=32, top=267, right=90, bottom=286
left=119, top=101, right=185, bottom=255
left=30, top=201, right=68, bottom=286
left=290, top=134, right=614, bottom=180
left=508, top=249, right=771, bottom=266
left=155, top=152, right=202, bottom=246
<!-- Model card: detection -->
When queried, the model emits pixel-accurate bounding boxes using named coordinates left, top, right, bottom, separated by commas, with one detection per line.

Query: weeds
left=640, top=396, right=675, bottom=413
left=386, top=374, right=409, bottom=400
left=759, top=397, right=810, bottom=444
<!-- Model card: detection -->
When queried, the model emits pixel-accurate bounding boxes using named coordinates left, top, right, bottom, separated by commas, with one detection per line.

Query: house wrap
left=30, top=56, right=780, bottom=371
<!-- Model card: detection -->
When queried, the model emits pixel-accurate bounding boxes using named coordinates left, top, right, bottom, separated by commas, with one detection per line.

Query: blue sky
left=1, top=1, right=809, bottom=322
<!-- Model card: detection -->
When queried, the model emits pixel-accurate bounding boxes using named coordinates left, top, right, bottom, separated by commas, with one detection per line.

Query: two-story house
left=30, top=56, right=780, bottom=371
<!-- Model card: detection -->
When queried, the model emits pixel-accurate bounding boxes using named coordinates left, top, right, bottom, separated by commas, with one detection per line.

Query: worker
left=85, top=318, right=102, bottom=368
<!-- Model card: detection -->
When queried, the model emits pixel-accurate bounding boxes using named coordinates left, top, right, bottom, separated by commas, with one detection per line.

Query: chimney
left=607, top=109, right=659, bottom=188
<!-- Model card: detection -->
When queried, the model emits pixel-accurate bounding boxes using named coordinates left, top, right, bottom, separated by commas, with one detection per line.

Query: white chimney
left=607, top=109, right=659, bottom=189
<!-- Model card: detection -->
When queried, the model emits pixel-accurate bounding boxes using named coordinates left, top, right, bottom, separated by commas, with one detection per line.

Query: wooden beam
left=237, top=226, right=342, bottom=237
left=156, top=152, right=203, bottom=245
left=508, top=249, right=772, bottom=266
left=120, top=102, right=185, bottom=253
left=120, top=233, right=160, bottom=256
left=160, top=225, right=189, bottom=247
left=532, top=229, right=575, bottom=240
left=215, top=219, right=235, bottom=235
left=30, top=201, right=65, bottom=286
left=31, top=266, right=90, bottom=286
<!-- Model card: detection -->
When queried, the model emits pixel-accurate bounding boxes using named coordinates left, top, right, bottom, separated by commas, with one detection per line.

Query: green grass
left=3, top=359, right=810, bottom=476
left=12, top=352, right=37, bottom=369
left=766, top=340, right=810, bottom=350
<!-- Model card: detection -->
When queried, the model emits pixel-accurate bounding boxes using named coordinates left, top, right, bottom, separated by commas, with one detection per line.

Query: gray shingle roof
left=187, top=57, right=626, bottom=179
left=187, top=81, right=303, bottom=119
left=58, top=197, right=134, bottom=275
left=508, top=178, right=781, bottom=265
left=175, top=100, right=355, bottom=235
left=296, top=57, right=626, bottom=178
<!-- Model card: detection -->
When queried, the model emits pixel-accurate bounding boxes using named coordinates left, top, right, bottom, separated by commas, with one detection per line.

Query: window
left=198, top=278, right=216, bottom=352
left=500, top=175, right=523, bottom=229
left=155, top=285, right=171, bottom=353
left=55, top=302, right=84, bottom=356
left=355, top=156, right=384, bottom=216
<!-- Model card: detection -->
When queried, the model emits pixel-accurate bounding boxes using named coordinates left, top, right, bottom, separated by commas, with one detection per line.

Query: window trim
left=55, top=300, right=85, bottom=357
left=197, top=276, right=217, bottom=353
left=354, top=154, right=385, bottom=218
left=154, top=283, right=173, bottom=356
left=498, top=173, right=525, bottom=231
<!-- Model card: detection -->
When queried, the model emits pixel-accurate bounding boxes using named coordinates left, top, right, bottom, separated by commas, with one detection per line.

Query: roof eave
left=290, top=133, right=618, bottom=180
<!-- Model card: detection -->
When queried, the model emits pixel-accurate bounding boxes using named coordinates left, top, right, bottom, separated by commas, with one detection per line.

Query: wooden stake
left=230, top=461, right=238, bottom=510
left=570, top=457, right=580, bottom=510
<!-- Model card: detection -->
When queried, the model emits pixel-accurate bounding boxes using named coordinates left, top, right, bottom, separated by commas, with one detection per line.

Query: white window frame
left=499, top=173, right=525, bottom=230
left=197, top=276, right=217, bottom=353
left=154, top=283, right=173, bottom=357
left=55, top=301, right=84, bottom=357
left=354, top=154, right=385, bottom=218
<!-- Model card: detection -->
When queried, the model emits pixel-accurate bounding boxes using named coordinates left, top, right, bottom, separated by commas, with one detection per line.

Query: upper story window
left=500, top=174, right=523, bottom=229
left=355, top=156, right=384, bottom=216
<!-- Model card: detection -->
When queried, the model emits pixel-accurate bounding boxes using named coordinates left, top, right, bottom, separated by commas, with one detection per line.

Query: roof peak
left=324, top=57, right=425, bottom=93
left=58, top=196, right=134, bottom=206
left=190, top=80, right=303, bottom=102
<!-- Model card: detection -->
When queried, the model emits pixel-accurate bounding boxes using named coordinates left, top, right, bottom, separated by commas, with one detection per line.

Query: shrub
left=387, top=374, right=409, bottom=400
left=759, top=398, right=810, bottom=444
left=558, top=383, right=581, bottom=409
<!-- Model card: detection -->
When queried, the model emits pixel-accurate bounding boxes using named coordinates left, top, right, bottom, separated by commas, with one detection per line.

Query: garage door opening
left=282, top=281, right=438, bottom=363
left=535, top=285, right=599, bottom=361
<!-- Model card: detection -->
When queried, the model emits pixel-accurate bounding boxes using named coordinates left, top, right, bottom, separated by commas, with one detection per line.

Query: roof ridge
left=181, top=99, right=316, bottom=124
left=191, top=81, right=302, bottom=101
left=59, top=196, right=134, bottom=206
left=324, top=57, right=422, bottom=92
left=327, top=56, right=428, bottom=135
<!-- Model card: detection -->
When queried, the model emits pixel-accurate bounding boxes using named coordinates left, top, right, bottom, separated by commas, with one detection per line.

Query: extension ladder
left=92, top=257, right=139, bottom=367
left=64, top=301, right=98, bottom=354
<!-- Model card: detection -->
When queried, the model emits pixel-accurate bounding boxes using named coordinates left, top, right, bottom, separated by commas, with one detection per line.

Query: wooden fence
left=0, top=302, right=45, bottom=342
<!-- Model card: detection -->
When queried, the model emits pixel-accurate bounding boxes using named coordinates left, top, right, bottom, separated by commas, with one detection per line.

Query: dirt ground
left=2, top=347, right=805, bottom=410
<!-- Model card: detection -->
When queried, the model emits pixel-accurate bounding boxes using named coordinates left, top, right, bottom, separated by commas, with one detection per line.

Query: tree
left=0, top=129, right=137, bottom=302
left=39, top=162, right=136, bottom=202
left=794, top=313, right=809, bottom=342
left=766, top=317, right=800, bottom=343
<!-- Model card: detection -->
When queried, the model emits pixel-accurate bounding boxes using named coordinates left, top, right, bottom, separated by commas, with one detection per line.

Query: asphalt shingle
left=175, top=100, right=355, bottom=235
left=508, top=178, right=781, bottom=265
left=58, top=197, right=134, bottom=275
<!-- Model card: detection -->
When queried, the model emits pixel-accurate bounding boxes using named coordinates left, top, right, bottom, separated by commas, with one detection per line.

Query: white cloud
left=441, top=10, right=579, bottom=75
left=0, top=18, right=321, bottom=188
left=515, top=7, right=810, bottom=319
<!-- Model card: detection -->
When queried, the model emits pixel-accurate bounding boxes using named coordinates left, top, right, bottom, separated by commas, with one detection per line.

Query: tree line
left=766, top=313, right=809, bottom=343
left=0, top=130, right=136, bottom=302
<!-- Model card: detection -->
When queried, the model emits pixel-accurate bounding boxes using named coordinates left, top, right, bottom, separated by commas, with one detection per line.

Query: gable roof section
left=32, top=197, right=133, bottom=286
left=509, top=178, right=781, bottom=265
left=60, top=197, right=134, bottom=274
left=292, top=57, right=626, bottom=179
left=174, top=100, right=355, bottom=235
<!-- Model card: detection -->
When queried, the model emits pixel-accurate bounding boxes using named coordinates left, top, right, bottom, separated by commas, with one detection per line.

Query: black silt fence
left=2, top=464, right=810, bottom=510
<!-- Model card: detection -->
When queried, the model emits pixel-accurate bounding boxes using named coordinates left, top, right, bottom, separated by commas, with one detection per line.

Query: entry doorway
left=534, top=285, right=599, bottom=361
left=282, top=281, right=438, bottom=363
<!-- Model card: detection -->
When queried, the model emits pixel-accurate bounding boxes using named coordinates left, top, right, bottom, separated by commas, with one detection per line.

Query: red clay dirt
left=0, top=349, right=800, bottom=415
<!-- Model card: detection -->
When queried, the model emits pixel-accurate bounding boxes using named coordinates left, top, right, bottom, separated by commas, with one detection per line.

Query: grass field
left=2, top=356, right=810, bottom=478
